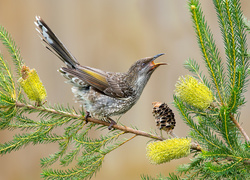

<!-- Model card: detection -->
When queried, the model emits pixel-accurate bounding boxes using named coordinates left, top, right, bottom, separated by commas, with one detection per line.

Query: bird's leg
left=84, top=111, right=91, bottom=124
left=107, top=117, right=117, bottom=130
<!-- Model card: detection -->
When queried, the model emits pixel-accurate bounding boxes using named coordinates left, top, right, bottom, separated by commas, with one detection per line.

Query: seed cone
left=152, top=102, right=176, bottom=132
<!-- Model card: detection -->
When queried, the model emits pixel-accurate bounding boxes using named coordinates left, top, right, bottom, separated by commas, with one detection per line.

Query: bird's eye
left=142, top=62, right=146, bottom=67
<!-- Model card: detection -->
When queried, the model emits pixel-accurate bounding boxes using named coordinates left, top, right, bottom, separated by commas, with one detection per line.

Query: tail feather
left=35, top=16, right=79, bottom=68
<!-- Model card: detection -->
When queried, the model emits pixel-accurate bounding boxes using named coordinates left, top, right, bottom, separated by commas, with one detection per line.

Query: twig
left=230, top=114, right=250, bottom=142
left=15, top=102, right=201, bottom=151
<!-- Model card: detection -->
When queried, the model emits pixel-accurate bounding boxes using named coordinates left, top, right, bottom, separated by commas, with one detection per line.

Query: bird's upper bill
left=150, top=53, right=167, bottom=69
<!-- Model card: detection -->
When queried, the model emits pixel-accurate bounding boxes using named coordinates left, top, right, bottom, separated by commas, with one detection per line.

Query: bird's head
left=127, top=53, right=167, bottom=91
left=128, top=53, right=166, bottom=77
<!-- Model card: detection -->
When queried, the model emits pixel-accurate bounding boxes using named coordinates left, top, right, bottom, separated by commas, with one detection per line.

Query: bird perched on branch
left=35, top=16, right=167, bottom=129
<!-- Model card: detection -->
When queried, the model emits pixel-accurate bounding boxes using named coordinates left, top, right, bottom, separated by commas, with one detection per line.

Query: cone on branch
left=152, top=102, right=176, bottom=133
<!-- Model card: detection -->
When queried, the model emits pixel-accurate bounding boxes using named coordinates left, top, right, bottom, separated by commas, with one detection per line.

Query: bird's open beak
left=150, top=53, right=167, bottom=69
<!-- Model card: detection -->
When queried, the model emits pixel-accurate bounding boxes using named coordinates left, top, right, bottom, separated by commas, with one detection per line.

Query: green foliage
left=172, top=0, right=250, bottom=179
left=0, top=26, right=21, bottom=128
left=41, top=127, right=128, bottom=179
left=189, top=0, right=226, bottom=104
left=141, top=174, right=154, bottom=180
left=141, top=173, right=176, bottom=180
left=0, top=26, right=23, bottom=76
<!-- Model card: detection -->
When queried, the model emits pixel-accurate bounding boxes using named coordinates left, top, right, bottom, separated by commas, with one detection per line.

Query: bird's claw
left=84, top=111, right=90, bottom=124
left=108, top=118, right=117, bottom=130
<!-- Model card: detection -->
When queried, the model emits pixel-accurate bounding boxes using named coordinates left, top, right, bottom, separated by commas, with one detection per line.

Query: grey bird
left=35, top=16, right=166, bottom=129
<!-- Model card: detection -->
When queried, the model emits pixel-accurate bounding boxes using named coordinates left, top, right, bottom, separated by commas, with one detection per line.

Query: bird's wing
left=61, top=66, right=133, bottom=98
left=104, top=72, right=134, bottom=98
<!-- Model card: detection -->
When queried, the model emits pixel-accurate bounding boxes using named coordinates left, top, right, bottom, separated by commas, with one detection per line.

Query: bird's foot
left=84, top=111, right=91, bottom=124
left=107, top=118, right=117, bottom=130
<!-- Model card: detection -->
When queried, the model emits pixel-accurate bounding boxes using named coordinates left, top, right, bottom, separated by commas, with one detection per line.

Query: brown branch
left=15, top=102, right=201, bottom=151
left=230, top=114, right=250, bottom=142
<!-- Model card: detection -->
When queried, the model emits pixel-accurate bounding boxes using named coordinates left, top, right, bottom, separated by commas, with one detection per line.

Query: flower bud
left=19, top=66, right=46, bottom=104
left=175, top=75, right=213, bottom=110
left=146, top=138, right=191, bottom=164
left=190, top=5, right=196, bottom=10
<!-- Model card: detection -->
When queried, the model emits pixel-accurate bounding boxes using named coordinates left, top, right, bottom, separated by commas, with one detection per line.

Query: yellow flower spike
left=19, top=66, right=47, bottom=104
left=175, top=75, right=213, bottom=110
left=146, top=138, right=191, bottom=164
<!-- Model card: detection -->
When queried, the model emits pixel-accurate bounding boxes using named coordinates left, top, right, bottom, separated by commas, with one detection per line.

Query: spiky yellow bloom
left=146, top=138, right=191, bottom=164
left=19, top=66, right=46, bottom=104
left=175, top=75, right=213, bottom=110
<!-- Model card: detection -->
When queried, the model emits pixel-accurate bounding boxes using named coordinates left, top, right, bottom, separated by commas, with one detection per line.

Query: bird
left=35, top=16, right=167, bottom=129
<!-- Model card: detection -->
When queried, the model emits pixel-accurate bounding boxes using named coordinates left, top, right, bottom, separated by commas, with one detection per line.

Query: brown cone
left=152, top=102, right=176, bottom=132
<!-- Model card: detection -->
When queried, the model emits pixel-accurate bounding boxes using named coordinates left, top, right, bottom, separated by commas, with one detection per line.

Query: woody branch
left=15, top=102, right=201, bottom=151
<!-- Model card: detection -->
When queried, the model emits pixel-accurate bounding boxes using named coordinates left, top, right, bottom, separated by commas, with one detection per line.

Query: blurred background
left=0, top=0, right=250, bottom=179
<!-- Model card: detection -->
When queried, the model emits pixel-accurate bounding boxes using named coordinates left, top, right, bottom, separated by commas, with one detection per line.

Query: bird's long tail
left=35, top=16, right=79, bottom=68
